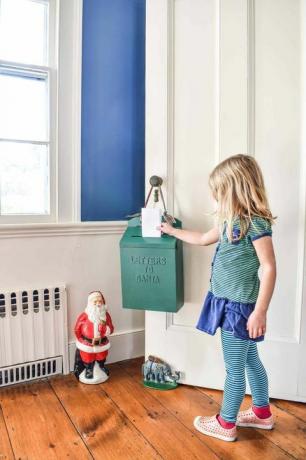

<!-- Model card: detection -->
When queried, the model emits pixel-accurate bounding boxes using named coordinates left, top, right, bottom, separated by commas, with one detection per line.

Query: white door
left=145, top=0, right=306, bottom=401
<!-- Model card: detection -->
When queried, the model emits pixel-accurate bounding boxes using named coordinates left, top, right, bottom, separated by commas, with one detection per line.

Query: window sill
left=0, top=221, right=128, bottom=239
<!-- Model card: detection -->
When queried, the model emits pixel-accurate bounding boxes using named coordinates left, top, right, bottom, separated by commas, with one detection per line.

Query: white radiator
left=0, top=285, right=69, bottom=387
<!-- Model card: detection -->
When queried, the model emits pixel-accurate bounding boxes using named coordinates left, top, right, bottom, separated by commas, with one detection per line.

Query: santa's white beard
left=85, top=304, right=107, bottom=323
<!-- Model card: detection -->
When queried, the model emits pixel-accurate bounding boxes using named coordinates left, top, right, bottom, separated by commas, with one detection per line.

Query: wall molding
left=57, top=0, right=84, bottom=223
left=215, top=0, right=221, bottom=166
left=71, top=0, right=83, bottom=222
left=165, top=317, right=299, bottom=344
left=247, top=0, right=255, bottom=155
left=166, top=0, right=175, bottom=215
left=68, top=327, right=145, bottom=371
left=0, top=221, right=127, bottom=239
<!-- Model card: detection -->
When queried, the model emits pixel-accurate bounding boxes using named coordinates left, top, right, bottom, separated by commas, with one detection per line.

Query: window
left=0, top=0, right=57, bottom=223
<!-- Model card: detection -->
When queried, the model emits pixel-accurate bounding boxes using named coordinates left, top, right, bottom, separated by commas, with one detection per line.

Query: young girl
left=160, top=154, right=276, bottom=442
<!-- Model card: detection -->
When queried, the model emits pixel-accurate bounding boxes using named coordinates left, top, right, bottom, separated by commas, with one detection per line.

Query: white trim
left=76, top=338, right=111, bottom=354
left=0, top=0, right=84, bottom=225
left=111, top=327, right=145, bottom=336
left=294, top=143, right=306, bottom=344
left=298, top=0, right=306, bottom=397
left=245, top=389, right=306, bottom=404
left=0, top=59, right=52, bottom=73
left=0, top=221, right=127, bottom=238
left=0, top=138, right=50, bottom=145
left=247, top=0, right=255, bottom=155
left=0, top=0, right=58, bottom=224
left=214, top=0, right=221, bottom=167
left=166, top=0, right=174, bottom=215
left=165, top=319, right=300, bottom=344
left=29, top=0, right=50, bottom=6
left=71, top=0, right=83, bottom=222
left=50, top=0, right=59, bottom=223
left=295, top=4, right=306, bottom=346
left=57, top=0, right=83, bottom=223
left=0, top=214, right=57, bottom=225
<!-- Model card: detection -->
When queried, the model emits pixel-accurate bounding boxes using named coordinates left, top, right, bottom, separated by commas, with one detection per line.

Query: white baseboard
left=68, top=328, right=145, bottom=372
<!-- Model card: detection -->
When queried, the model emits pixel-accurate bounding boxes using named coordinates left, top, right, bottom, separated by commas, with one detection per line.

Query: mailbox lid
left=120, top=225, right=177, bottom=249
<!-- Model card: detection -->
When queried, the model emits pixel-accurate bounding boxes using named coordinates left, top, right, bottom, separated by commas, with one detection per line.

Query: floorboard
left=0, top=379, right=91, bottom=460
left=102, top=364, right=218, bottom=460
left=197, top=387, right=306, bottom=459
left=50, top=374, right=161, bottom=460
left=0, top=357, right=304, bottom=460
left=271, top=399, right=306, bottom=424
left=119, top=357, right=298, bottom=460
left=0, top=405, right=14, bottom=460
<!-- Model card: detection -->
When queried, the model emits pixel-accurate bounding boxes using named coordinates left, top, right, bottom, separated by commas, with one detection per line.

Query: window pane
left=0, top=142, right=49, bottom=215
left=0, top=0, right=48, bottom=65
left=0, top=71, right=48, bottom=141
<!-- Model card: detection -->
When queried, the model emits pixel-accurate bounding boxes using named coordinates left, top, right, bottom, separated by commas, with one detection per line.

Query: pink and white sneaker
left=237, top=407, right=274, bottom=430
left=193, top=415, right=237, bottom=442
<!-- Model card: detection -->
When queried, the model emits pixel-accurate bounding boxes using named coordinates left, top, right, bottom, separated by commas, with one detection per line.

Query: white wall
left=0, top=226, right=145, bottom=367
left=0, top=1, right=145, bottom=367
left=0, top=0, right=145, bottom=368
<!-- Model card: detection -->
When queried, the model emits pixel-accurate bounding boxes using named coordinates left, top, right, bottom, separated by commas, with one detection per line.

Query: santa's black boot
left=73, top=349, right=85, bottom=380
left=97, top=360, right=109, bottom=376
left=84, top=361, right=94, bottom=379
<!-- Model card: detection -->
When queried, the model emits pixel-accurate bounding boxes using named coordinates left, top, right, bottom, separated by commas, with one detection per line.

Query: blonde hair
left=209, top=154, right=276, bottom=242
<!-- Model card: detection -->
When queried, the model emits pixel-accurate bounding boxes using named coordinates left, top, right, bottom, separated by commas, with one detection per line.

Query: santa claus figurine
left=74, top=291, right=114, bottom=384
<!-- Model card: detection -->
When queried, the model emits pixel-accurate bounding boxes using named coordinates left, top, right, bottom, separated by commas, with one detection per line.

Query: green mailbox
left=120, top=217, right=184, bottom=312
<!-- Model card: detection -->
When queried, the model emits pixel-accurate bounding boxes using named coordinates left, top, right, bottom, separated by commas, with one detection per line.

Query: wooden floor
left=0, top=357, right=305, bottom=460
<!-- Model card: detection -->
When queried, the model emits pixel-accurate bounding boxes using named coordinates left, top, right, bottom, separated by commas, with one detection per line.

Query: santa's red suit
left=75, top=309, right=114, bottom=364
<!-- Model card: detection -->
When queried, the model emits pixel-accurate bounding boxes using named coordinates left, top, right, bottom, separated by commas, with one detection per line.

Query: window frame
left=0, top=0, right=127, bottom=233
left=0, top=0, right=58, bottom=224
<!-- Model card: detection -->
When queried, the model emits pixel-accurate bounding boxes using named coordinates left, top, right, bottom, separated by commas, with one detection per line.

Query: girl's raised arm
left=159, top=223, right=219, bottom=246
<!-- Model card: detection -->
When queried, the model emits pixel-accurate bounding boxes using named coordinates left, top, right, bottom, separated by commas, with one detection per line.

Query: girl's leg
left=237, top=342, right=273, bottom=429
left=220, top=329, right=250, bottom=423
left=246, top=341, right=270, bottom=408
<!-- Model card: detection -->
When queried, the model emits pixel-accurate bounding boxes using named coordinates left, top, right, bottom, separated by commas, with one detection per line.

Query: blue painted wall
left=81, top=0, right=145, bottom=221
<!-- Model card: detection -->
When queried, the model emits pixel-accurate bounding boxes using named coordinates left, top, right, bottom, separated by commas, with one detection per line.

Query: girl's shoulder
left=247, top=216, right=273, bottom=241
left=220, top=216, right=273, bottom=243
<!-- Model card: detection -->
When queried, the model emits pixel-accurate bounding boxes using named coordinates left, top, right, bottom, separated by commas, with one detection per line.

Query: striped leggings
left=220, top=329, right=269, bottom=423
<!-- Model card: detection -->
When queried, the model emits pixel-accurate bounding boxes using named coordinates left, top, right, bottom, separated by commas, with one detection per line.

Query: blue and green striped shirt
left=210, top=217, right=273, bottom=304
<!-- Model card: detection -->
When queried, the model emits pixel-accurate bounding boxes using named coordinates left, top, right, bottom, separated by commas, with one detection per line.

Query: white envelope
left=141, top=207, right=162, bottom=237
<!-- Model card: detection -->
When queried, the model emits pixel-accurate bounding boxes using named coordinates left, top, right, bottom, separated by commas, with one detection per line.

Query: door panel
left=145, top=0, right=306, bottom=401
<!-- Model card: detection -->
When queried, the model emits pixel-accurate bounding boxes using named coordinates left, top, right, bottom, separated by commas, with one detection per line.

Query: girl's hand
left=246, top=311, right=267, bottom=338
left=158, top=222, right=176, bottom=236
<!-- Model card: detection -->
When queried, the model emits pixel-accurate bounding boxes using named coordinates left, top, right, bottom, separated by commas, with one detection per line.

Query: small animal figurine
left=142, top=355, right=180, bottom=390
left=74, top=291, right=114, bottom=384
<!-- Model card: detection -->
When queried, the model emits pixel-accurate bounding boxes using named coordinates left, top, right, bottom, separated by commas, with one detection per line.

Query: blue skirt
left=196, top=291, right=264, bottom=342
